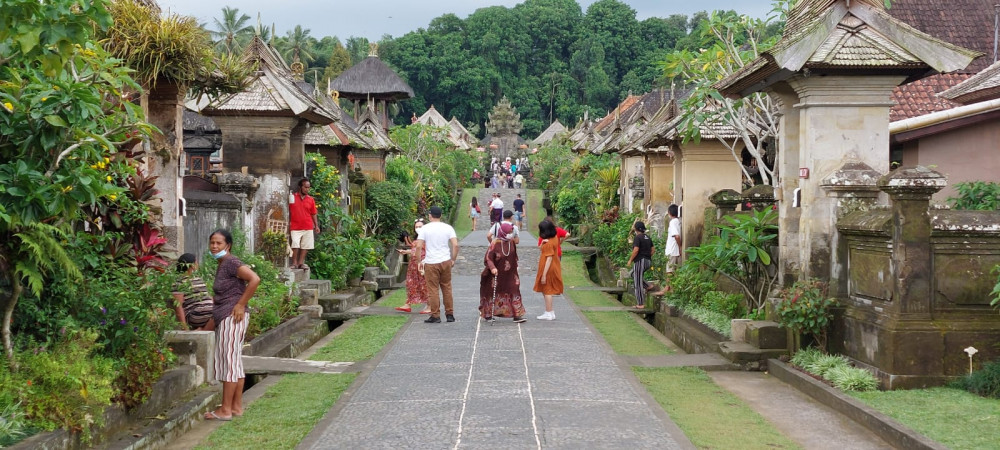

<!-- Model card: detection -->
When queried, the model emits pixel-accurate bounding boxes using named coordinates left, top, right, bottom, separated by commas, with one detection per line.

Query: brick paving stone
left=300, top=217, right=689, bottom=449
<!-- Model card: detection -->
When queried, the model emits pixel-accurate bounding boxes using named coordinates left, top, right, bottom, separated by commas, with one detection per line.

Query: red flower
left=26, top=380, right=32, bottom=386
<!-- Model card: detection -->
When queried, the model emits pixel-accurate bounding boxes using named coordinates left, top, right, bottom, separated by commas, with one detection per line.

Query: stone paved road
left=299, top=212, right=692, bottom=449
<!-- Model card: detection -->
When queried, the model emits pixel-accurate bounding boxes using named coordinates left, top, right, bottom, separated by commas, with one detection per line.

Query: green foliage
left=366, top=180, right=417, bottom=245
left=992, top=265, right=1000, bottom=310
left=683, top=305, right=733, bottom=338
left=953, top=358, right=1000, bottom=399
left=530, top=140, right=576, bottom=190
left=258, top=231, right=287, bottom=267
left=947, top=181, right=1000, bottom=211
left=307, top=209, right=381, bottom=290
left=686, top=209, right=778, bottom=314
left=0, top=399, right=30, bottom=447
left=592, top=213, right=640, bottom=269
left=305, top=153, right=342, bottom=230
left=663, top=264, right=717, bottom=310
left=806, top=353, right=849, bottom=379
left=11, top=330, right=116, bottom=440
left=825, top=366, right=879, bottom=392
left=776, top=279, right=837, bottom=351
left=703, top=290, right=745, bottom=318
left=790, top=347, right=823, bottom=369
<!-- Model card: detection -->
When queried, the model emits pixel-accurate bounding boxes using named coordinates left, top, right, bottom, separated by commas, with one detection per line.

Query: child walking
left=534, top=220, right=563, bottom=320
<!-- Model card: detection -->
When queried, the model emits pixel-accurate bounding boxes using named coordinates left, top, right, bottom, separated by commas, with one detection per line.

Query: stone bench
left=165, top=330, right=216, bottom=385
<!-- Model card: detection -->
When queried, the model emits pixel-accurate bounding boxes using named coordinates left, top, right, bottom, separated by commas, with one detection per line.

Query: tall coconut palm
left=278, top=25, right=316, bottom=64
left=211, top=6, right=253, bottom=54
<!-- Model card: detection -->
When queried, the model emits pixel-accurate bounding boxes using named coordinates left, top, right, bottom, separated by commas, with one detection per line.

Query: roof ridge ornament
left=368, top=43, right=379, bottom=58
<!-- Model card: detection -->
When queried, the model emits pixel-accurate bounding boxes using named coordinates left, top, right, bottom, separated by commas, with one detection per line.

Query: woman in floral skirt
left=396, top=219, right=430, bottom=313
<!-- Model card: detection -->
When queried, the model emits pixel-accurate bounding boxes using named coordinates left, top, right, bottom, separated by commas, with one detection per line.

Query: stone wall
left=833, top=166, right=1000, bottom=389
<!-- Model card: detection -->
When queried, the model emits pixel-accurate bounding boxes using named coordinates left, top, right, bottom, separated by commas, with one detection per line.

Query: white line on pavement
left=452, top=312, right=483, bottom=450
left=519, top=323, right=543, bottom=450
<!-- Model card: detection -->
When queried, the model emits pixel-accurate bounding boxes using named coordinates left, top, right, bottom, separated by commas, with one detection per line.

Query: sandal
left=395, top=306, right=412, bottom=312
left=420, top=309, right=432, bottom=314
left=205, top=411, right=232, bottom=421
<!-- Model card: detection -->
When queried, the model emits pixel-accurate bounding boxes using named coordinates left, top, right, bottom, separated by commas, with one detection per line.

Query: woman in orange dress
left=533, top=220, right=563, bottom=320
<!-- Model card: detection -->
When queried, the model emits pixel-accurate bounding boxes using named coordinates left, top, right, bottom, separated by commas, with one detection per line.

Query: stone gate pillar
left=821, top=161, right=883, bottom=298
left=878, top=166, right=946, bottom=317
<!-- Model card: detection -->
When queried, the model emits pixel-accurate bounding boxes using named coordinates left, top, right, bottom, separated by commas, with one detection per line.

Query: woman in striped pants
left=204, top=229, right=260, bottom=421
left=626, top=221, right=658, bottom=310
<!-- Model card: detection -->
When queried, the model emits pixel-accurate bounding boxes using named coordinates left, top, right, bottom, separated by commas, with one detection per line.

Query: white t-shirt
left=666, top=217, right=681, bottom=257
left=489, top=221, right=519, bottom=240
left=514, top=174, right=525, bottom=184
left=490, top=198, right=504, bottom=210
left=416, top=221, right=457, bottom=264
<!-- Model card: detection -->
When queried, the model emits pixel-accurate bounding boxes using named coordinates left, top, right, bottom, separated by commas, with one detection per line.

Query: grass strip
left=583, top=311, right=673, bottom=356
left=308, top=315, right=408, bottom=362
left=560, top=252, right=594, bottom=287
left=374, top=289, right=407, bottom=308
left=566, top=290, right=621, bottom=308
left=197, top=373, right=356, bottom=450
left=635, top=367, right=801, bottom=449
left=452, top=188, right=477, bottom=240
left=526, top=189, right=546, bottom=230
left=851, top=387, right=1000, bottom=450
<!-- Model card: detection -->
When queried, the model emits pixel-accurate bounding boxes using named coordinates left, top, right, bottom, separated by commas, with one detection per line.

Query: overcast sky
left=156, top=0, right=774, bottom=41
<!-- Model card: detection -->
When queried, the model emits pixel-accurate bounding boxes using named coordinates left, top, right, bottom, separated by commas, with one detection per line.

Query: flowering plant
left=776, top=279, right=838, bottom=352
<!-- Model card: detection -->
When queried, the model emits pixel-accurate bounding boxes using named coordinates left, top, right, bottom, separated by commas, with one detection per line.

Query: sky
left=156, top=0, right=774, bottom=41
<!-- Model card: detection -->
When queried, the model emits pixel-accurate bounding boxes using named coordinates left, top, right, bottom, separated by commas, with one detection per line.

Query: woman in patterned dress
left=479, top=222, right=527, bottom=323
left=396, top=219, right=430, bottom=314
left=171, top=253, right=215, bottom=331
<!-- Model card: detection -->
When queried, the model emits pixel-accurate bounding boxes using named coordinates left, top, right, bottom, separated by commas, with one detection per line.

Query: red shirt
left=538, top=227, right=569, bottom=257
left=289, top=192, right=317, bottom=231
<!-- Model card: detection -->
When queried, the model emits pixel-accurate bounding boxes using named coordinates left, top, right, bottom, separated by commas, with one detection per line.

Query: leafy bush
left=947, top=181, right=1000, bottom=210
left=257, top=230, right=287, bottom=267
left=366, top=180, right=416, bottom=246
left=806, top=354, right=849, bottom=379
left=663, top=264, right=717, bottom=310
left=683, top=305, right=732, bottom=338
left=307, top=209, right=382, bottom=290
left=14, top=330, right=116, bottom=441
left=776, top=279, right=837, bottom=351
left=0, top=399, right=30, bottom=447
left=592, top=213, right=639, bottom=269
left=703, top=290, right=745, bottom=319
left=954, top=359, right=1000, bottom=399
left=825, top=365, right=879, bottom=392
left=790, top=347, right=824, bottom=369
left=686, top=209, right=778, bottom=315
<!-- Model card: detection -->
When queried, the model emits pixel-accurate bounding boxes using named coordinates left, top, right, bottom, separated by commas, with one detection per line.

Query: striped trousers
left=632, top=258, right=652, bottom=307
left=215, top=314, right=249, bottom=383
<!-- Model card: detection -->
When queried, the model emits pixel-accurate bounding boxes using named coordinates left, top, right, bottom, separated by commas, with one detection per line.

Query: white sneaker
left=536, top=311, right=555, bottom=320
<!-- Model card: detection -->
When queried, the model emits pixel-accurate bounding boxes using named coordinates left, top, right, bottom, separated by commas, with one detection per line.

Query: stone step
left=317, top=288, right=370, bottom=313
left=744, top=320, right=787, bottom=350
left=718, top=341, right=788, bottom=364
left=299, top=279, right=332, bottom=297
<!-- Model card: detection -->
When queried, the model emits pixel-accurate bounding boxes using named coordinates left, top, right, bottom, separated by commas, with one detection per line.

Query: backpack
left=475, top=204, right=481, bottom=213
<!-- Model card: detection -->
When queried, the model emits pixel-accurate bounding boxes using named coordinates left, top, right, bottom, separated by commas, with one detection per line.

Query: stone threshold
left=767, top=359, right=946, bottom=450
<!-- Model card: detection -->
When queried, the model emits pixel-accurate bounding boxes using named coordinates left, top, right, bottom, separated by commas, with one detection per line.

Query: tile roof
left=940, top=59, right=1000, bottom=103
left=887, top=0, right=997, bottom=73
left=890, top=73, right=970, bottom=121
left=595, top=95, right=642, bottom=133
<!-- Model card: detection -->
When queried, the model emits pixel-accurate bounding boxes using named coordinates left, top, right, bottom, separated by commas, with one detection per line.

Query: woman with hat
left=479, top=221, right=526, bottom=323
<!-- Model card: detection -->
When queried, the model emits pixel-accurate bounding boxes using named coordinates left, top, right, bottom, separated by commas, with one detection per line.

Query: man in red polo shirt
left=289, top=178, right=319, bottom=270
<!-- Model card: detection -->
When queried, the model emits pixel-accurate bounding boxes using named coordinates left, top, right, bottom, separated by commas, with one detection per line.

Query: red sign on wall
left=799, top=168, right=810, bottom=179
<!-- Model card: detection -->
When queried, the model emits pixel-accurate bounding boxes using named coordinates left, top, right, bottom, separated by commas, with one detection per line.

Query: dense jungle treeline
left=254, top=0, right=759, bottom=137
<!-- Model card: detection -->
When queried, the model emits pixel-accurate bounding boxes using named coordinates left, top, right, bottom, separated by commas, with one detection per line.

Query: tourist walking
left=480, top=222, right=527, bottom=323
left=204, top=229, right=260, bottom=421
left=534, top=220, right=563, bottom=320
left=289, top=178, right=319, bottom=270
left=487, top=210, right=520, bottom=244
left=415, top=206, right=460, bottom=323
left=470, top=196, right=481, bottom=231
left=396, top=219, right=431, bottom=314
left=513, top=172, right=525, bottom=190
left=626, top=221, right=658, bottom=309
left=654, top=204, right=682, bottom=295
left=513, top=194, right=525, bottom=230
left=491, top=173, right=499, bottom=189
left=489, top=193, right=504, bottom=226
left=171, top=253, right=215, bottom=331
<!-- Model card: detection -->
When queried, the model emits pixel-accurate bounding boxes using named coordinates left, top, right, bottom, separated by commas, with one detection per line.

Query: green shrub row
left=952, top=358, right=1000, bottom=399
left=790, top=348, right=878, bottom=392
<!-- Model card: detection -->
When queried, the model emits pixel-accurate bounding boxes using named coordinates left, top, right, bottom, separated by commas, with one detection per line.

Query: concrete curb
left=767, top=359, right=946, bottom=450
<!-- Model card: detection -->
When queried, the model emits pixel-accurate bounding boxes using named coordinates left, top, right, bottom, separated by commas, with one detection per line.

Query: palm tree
left=278, top=25, right=316, bottom=64
left=211, top=6, right=253, bottom=54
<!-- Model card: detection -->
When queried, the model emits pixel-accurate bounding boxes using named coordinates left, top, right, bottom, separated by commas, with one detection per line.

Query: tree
left=210, top=6, right=253, bottom=54
left=322, top=41, right=352, bottom=86
left=661, top=4, right=794, bottom=186
left=0, top=0, right=151, bottom=361
left=279, top=25, right=316, bottom=64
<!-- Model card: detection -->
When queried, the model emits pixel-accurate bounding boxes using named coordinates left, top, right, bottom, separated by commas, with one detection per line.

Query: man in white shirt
left=487, top=210, right=520, bottom=244
left=415, top=206, right=460, bottom=323
left=655, top=204, right=682, bottom=295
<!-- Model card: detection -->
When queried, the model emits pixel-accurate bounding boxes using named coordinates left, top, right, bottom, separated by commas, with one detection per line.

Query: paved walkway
left=299, top=197, right=693, bottom=449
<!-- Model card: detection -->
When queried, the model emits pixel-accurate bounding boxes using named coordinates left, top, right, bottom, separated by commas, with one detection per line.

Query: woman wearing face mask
left=204, top=229, right=260, bottom=422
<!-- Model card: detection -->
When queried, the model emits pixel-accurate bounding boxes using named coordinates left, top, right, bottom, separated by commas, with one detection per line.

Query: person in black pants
left=625, top=221, right=658, bottom=309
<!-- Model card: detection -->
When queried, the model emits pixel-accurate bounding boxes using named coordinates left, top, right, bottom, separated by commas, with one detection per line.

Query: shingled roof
left=203, top=36, right=337, bottom=124
left=716, top=0, right=980, bottom=99
left=940, top=59, right=1000, bottom=104
left=887, top=0, right=996, bottom=73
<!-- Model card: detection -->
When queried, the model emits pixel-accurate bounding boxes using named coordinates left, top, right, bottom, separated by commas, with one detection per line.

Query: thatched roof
left=532, top=120, right=567, bottom=146
left=716, top=0, right=981, bottom=99
left=329, top=55, right=414, bottom=101
left=203, top=36, right=337, bottom=124
left=415, top=105, right=450, bottom=127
